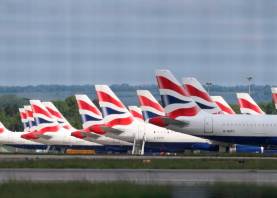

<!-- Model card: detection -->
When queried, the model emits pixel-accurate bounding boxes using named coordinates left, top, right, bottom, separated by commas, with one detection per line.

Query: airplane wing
left=100, top=126, right=124, bottom=136
left=79, top=131, right=101, bottom=139
left=161, top=117, right=190, bottom=128
left=36, top=134, right=52, bottom=140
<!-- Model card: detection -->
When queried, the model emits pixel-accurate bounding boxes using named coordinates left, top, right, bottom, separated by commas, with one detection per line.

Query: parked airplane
left=182, top=77, right=221, bottom=114
left=137, top=89, right=263, bottom=153
left=95, top=85, right=218, bottom=154
left=237, top=93, right=265, bottom=115
left=155, top=70, right=277, bottom=147
left=21, top=100, right=103, bottom=150
left=137, top=89, right=166, bottom=126
left=0, top=121, right=47, bottom=150
left=211, top=96, right=236, bottom=115
left=73, top=95, right=132, bottom=151
left=128, top=106, right=144, bottom=122
left=272, top=87, right=277, bottom=110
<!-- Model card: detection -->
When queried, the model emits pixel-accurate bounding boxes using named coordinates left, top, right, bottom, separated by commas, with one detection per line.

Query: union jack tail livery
left=271, top=87, right=277, bottom=110
left=43, top=102, right=72, bottom=130
left=19, top=108, right=29, bottom=131
left=182, top=77, right=221, bottom=114
left=95, top=85, right=134, bottom=127
left=30, top=100, right=60, bottom=134
left=237, top=93, right=265, bottom=115
left=137, top=90, right=165, bottom=120
left=211, top=96, right=236, bottom=115
left=24, top=105, right=37, bottom=132
left=155, top=70, right=200, bottom=119
left=75, top=94, right=107, bottom=133
left=128, top=106, right=144, bottom=121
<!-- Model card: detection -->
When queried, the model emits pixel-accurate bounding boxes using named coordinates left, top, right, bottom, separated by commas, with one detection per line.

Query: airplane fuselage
left=175, top=111, right=277, bottom=147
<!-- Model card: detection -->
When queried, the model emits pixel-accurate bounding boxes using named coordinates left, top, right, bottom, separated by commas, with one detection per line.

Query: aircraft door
left=204, top=117, right=213, bottom=133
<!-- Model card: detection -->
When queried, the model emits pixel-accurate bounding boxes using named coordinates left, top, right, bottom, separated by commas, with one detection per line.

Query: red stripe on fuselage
left=106, top=117, right=133, bottom=127
left=167, top=107, right=199, bottom=118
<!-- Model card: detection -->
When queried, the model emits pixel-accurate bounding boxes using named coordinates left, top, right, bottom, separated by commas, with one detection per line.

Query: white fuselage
left=30, top=128, right=101, bottom=146
left=174, top=111, right=277, bottom=146
left=110, top=120, right=211, bottom=144
left=0, top=131, right=44, bottom=146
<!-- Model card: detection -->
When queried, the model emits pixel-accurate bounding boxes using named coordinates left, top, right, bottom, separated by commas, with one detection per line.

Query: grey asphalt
left=1, top=169, right=277, bottom=184
left=1, top=154, right=277, bottom=161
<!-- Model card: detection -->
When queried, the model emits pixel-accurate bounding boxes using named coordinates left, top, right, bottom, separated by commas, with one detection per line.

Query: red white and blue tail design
left=137, top=90, right=165, bottom=120
left=128, top=106, right=144, bottom=122
left=24, top=105, right=37, bottom=132
left=182, top=77, right=221, bottom=114
left=30, top=100, right=60, bottom=134
left=237, top=93, right=265, bottom=115
left=75, top=94, right=104, bottom=130
left=19, top=108, right=29, bottom=131
left=95, top=85, right=134, bottom=127
left=272, top=87, right=277, bottom=110
left=42, top=102, right=72, bottom=130
left=211, top=96, right=236, bottom=115
left=155, top=70, right=200, bottom=119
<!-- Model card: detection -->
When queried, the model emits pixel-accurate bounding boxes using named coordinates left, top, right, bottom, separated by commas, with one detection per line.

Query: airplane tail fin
left=30, top=100, right=60, bottom=133
left=155, top=70, right=200, bottom=119
left=211, top=96, right=236, bottom=115
left=237, top=93, right=265, bottom=115
left=137, top=90, right=165, bottom=120
left=95, top=85, right=134, bottom=127
left=75, top=94, right=107, bottom=133
left=42, top=102, right=72, bottom=130
left=24, top=105, right=37, bottom=132
left=128, top=106, right=144, bottom=121
left=272, top=87, right=277, bottom=110
left=19, top=108, right=29, bottom=131
left=182, top=77, right=221, bottom=114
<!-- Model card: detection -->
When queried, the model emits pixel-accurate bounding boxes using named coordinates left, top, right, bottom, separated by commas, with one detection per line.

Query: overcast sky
left=0, top=0, right=276, bottom=86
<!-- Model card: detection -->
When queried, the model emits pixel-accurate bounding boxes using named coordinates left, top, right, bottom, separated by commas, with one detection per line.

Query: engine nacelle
left=191, top=143, right=219, bottom=152
left=229, top=144, right=264, bottom=154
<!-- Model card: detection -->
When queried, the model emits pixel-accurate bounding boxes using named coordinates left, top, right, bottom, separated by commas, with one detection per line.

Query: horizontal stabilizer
left=80, top=131, right=101, bottom=139
left=36, top=134, right=52, bottom=140
left=100, top=126, right=124, bottom=136
left=162, top=117, right=190, bottom=128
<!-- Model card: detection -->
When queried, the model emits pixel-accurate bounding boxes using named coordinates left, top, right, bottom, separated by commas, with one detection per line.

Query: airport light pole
left=247, top=77, right=253, bottom=95
left=206, top=82, right=212, bottom=94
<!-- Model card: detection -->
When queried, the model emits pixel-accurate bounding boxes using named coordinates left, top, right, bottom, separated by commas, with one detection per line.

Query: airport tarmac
left=0, top=169, right=277, bottom=184
left=1, top=154, right=277, bottom=161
